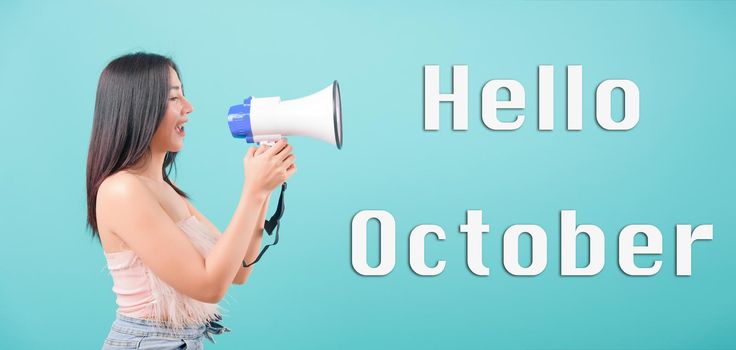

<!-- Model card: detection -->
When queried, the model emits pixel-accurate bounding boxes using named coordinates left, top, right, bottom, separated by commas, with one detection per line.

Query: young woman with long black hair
left=87, top=52, right=296, bottom=349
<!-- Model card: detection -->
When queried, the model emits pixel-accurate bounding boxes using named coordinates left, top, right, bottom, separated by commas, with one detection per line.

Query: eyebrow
left=169, top=86, right=181, bottom=91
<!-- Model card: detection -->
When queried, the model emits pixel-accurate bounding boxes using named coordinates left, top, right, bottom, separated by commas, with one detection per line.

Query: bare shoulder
left=98, top=172, right=148, bottom=206
left=96, top=171, right=154, bottom=230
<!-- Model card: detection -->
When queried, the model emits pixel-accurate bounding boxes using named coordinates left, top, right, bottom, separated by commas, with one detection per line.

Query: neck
left=131, top=149, right=167, bottom=183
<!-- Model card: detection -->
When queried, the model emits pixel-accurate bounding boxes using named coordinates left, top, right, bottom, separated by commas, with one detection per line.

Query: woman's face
left=150, top=66, right=194, bottom=153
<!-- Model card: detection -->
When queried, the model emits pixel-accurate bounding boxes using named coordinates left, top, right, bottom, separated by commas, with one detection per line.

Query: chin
left=169, top=142, right=184, bottom=152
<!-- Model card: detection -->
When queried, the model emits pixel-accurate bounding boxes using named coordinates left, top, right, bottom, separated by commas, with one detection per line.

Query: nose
left=182, top=96, right=194, bottom=114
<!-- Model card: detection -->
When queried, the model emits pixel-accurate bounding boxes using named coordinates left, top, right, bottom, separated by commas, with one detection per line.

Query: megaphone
left=227, top=81, right=342, bottom=149
left=226, top=81, right=342, bottom=267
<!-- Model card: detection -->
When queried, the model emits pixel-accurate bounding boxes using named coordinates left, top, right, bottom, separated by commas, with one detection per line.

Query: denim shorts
left=101, top=313, right=230, bottom=350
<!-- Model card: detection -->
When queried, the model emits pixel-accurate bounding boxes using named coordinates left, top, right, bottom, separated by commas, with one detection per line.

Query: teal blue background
left=1, top=1, right=734, bottom=349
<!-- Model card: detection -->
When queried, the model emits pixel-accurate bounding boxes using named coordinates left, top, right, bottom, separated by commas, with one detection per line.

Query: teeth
left=176, top=121, right=187, bottom=133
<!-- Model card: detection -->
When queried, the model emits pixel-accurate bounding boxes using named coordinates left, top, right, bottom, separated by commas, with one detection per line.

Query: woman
left=86, top=52, right=296, bottom=349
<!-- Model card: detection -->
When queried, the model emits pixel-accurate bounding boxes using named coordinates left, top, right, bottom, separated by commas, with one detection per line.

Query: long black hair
left=86, top=52, right=189, bottom=239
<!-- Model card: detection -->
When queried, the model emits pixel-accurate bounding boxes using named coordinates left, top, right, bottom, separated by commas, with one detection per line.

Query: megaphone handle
left=253, top=134, right=282, bottom=145
left=256, top=140, right=277, bottom=147
left=242, top=182, right=287, bottom=267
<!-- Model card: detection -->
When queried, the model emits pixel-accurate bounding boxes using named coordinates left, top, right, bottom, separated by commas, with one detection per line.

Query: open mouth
left=175, top=122, right=186, bottom=136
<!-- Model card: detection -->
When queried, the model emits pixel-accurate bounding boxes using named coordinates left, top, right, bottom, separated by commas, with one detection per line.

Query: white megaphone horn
left=227, top=81, right=342, bottom=149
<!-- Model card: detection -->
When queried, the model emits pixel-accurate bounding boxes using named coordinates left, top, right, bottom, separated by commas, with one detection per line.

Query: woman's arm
left=98, top=141, right=295, bottom=303
left=184, top=194, right=270, bottom=285
left=237, top=194, right=271, bottom=282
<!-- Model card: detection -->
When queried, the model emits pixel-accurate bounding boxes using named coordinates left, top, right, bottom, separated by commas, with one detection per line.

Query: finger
left=274, top=145, right=293, bottom=162
left=272, top=142, right=292, bottom=160
left=265, top=138, right=288, bottom=156
left=285, top=163, right=297, bottom=178
left=246, top=147, right=256, bottom=158
left=255, top=144, right=269, bottom=155
left=281, top=154, right=295, bottom=168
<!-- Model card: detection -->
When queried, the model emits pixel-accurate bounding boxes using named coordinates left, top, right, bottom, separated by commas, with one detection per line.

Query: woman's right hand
left=243, top=138, right=296, bottom=196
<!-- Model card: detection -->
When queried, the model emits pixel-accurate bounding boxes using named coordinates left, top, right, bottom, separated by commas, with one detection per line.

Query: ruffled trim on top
left=144, top=216, right=225, bottom=329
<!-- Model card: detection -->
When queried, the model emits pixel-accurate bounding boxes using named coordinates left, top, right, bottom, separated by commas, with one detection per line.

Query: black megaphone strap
left=242, top=182, right=287, bottom=267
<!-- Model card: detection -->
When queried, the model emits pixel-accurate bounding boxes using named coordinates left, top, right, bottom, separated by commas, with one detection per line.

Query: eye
left=169, top=96, right=179, bottom=101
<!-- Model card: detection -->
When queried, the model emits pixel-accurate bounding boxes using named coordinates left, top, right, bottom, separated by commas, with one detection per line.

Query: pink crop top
left=104, top=215, right=224, bottom=329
